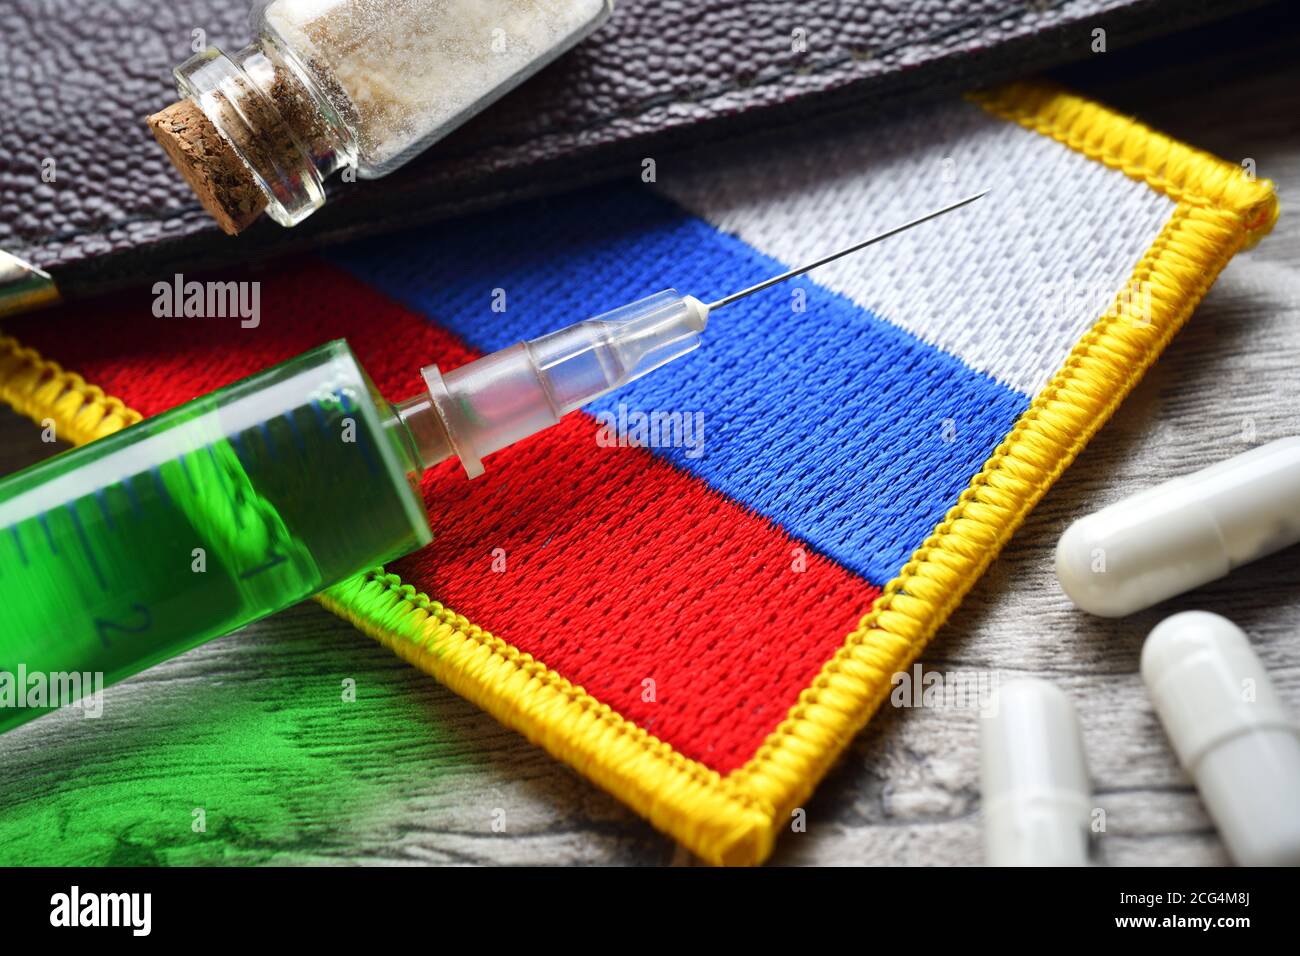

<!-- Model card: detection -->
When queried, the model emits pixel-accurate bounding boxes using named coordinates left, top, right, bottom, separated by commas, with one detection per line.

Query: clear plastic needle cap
left=422, top=291, right=708, bottom=477
left=408, top=190, right=986, bottom=478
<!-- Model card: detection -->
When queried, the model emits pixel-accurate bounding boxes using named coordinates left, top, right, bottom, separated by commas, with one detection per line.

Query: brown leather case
left=0, top=0, right=1270, bottom=310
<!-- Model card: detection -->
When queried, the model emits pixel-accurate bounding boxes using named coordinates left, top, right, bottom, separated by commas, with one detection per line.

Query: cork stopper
left=147, top=100, right=267, bottom=235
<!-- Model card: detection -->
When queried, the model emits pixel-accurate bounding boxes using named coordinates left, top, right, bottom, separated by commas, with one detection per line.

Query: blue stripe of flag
left=331, top=185, right=1028, bottom=584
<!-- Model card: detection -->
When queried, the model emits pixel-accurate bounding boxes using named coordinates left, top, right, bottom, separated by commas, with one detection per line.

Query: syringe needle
left=705, top=189, right=989, bottom=312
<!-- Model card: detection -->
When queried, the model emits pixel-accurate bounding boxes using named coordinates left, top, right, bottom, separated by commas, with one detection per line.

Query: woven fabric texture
left=334, top=186, right=1030, bottom=586
left=0, top=83, right=1277, bottom=863
left=660, top=99, right=1176, bottom=396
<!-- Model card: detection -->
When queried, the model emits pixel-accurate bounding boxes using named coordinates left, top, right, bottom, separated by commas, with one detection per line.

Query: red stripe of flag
left=8, top=260, right=880, bottom=772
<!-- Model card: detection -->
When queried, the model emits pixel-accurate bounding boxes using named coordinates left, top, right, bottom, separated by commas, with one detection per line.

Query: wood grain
left=1, top=39, right=1296, bottom=866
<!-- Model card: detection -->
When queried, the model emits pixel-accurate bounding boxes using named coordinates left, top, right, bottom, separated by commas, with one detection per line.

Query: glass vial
left=160, top=0, right=614, bottom=229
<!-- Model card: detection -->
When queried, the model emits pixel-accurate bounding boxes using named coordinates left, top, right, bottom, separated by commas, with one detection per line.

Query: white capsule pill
left=1056, top=437, right=1300, bottom=617
left=980, top=678, right=1092, bottom=866
left=1142, top=611, right=1300, bottom=866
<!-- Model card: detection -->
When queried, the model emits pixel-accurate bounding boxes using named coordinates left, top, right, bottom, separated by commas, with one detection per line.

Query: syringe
left=0, top=192, right=984, bottom=730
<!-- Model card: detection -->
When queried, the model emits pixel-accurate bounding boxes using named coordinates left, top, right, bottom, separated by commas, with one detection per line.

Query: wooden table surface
left=1, top=19, right=1296, bottom=866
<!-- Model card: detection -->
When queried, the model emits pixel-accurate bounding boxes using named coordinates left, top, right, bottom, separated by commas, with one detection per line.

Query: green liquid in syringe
left=0, top=342, right=430, bottom=731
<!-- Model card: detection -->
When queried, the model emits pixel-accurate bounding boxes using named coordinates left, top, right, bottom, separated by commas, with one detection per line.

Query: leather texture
left=0, top=0, right=1270, bottom=302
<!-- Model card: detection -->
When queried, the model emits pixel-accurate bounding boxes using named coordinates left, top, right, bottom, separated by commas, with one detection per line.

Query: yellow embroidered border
left=0, top=335, right=140, bottom=443
left=0, top=81, right=1276, bottom=866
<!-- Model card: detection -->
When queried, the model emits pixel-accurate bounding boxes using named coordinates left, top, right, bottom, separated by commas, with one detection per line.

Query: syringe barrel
left=0, top=341, right=431, bottom=731
left=426, top=290, right=707, bottom=478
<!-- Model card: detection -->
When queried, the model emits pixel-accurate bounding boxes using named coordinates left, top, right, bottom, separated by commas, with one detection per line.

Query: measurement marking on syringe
left=284, top=413, right=307, bottom=454
left=179, top=453, right=198, bottom=495
left=37, top=514, right=57, bottom=555
left=95, top=604, right=153, bottom=649
left=239, top=550, right=288, bottom=580
left=308, top=399, right=331, bottom=439
left=123, top=479, right=144, bottom=518
left=66, top=504, right=107, bottom=591
left=94, top=488, right=118, bottom=532
left=150, top=467, right=173, bottom=507
left=8, top=526, right=27, bottom=566
left=337, top=391, right=380, bottom=476
left=308, top=399, right=340, bottom=485
left=259, top=422, right=279, bottom=461
left=203, top=445, right=246, bottom=530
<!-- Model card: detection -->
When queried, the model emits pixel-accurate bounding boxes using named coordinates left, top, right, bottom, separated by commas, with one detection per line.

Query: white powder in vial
left=265, top=0, right=608, bottom=175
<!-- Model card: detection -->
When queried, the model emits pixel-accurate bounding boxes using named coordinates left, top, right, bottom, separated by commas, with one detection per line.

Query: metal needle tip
left=706, top=189, right=990, bottom=312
